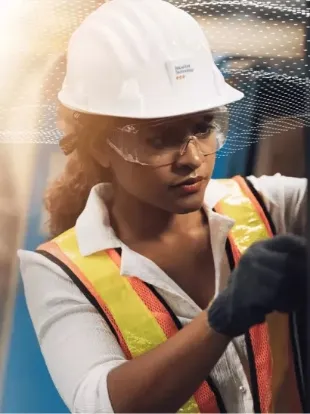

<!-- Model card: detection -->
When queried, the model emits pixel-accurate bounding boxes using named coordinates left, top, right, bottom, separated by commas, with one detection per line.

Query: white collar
left=76, top=179, right=234, bottom=257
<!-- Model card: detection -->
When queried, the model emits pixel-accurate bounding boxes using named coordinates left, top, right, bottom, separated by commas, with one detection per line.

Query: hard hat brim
left=58, top=83, right=244, bottom=120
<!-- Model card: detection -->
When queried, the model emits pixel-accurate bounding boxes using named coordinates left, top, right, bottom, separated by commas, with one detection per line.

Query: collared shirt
left=18, top=174, right=307, bottom=413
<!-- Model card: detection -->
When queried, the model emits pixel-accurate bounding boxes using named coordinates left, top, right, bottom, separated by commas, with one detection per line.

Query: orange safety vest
left=37, top=176, right=303, bottom=413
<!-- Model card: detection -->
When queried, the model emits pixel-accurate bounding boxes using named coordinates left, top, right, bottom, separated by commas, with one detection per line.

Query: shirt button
left=239, top=385, right=246, bottom=394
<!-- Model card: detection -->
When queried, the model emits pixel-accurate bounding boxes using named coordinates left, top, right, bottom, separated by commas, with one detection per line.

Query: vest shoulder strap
left=215, top=175, right=274, bottom=260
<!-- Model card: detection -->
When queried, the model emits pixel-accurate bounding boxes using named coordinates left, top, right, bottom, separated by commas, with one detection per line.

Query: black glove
left=208, top=234, right=307, bottom=337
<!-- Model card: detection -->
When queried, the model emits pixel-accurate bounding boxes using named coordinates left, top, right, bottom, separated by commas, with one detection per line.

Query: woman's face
left=94, top=112, right=219, bottom=214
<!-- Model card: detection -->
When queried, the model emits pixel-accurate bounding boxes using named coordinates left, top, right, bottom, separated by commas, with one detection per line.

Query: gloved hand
left=208, top=234, right=307, bottom=337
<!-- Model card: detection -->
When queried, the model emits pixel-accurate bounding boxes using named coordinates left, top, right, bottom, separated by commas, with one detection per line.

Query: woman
left=19, top=0, right=307, bottom=412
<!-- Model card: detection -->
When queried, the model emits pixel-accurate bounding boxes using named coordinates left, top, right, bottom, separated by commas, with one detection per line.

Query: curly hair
left=44, top=106, right=112, bottom=238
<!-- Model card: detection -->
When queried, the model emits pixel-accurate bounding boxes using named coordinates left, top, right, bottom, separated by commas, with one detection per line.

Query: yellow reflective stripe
left=54, top=229, right=200, bottom=414
left=179, top=399, right=200, bottom=413
left=217, top=178, right=270, bottom=254
left=55, top=229, right=168, bottom=356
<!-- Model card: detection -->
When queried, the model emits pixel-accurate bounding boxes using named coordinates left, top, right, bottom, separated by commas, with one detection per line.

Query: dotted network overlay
left=0, top=0, right=308, bottom=159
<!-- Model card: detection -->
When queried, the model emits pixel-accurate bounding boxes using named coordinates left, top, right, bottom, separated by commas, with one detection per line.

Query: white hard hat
left=59, top=0, right=244, bottom=119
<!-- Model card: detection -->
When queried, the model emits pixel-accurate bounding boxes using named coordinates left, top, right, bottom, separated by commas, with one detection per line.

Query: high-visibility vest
left=37, top=176, right=303, bottom=413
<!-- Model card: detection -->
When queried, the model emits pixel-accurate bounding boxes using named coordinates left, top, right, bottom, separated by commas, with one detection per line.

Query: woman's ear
left=89, top=136, right=110, bottom=169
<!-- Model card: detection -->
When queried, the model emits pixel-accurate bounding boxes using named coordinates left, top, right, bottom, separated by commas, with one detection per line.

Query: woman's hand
left=208, top=234, right=307, bottom=337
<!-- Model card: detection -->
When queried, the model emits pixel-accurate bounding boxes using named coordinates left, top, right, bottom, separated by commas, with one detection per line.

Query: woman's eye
left=147, top=137, right=165, bottom=149
left=194, top=122, right=215, bottom=137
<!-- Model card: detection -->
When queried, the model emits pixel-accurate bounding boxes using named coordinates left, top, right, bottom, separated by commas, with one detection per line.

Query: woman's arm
left=108, top=311, right=228, bottom=413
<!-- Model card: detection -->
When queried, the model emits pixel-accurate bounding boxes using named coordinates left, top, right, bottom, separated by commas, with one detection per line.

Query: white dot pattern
left=0, top=0, right=308, bottom=156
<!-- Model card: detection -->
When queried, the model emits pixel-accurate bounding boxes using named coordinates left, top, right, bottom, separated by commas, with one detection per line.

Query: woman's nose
left=175, top=138, right=204, bottom=169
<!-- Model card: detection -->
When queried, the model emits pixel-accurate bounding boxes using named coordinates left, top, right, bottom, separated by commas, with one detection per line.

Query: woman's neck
left=109, top=186, right=206, bottom=244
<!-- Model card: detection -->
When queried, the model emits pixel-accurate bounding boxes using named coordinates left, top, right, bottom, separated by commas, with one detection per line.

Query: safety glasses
left=107, top=107, right=229, bottom=166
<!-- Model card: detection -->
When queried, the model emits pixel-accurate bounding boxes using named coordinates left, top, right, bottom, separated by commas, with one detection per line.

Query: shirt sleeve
left=18, top=249, right=127, bottom=413
left=246, top=174, right=307, bottom=236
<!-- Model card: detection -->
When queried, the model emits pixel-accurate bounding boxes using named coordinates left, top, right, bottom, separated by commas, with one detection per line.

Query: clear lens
left=107, top=107, right=229, bottom=166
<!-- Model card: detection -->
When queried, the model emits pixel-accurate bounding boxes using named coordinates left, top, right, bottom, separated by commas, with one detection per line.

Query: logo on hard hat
left=175, top=64, right=194, bottom=81
left=166, top=59, right=195, bottom=85
left=175, top=64, right=194, bottom=75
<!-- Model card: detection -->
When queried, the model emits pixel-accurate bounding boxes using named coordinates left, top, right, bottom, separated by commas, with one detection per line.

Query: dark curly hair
left=44, top=105, right=112, bottom=238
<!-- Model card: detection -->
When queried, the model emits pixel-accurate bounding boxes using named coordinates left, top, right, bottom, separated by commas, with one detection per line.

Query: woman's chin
left=170, top=191, right=206, bottom=214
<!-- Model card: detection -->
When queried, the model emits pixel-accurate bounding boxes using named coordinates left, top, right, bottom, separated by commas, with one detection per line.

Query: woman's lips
left=171, top=176, right=204, bottom=195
